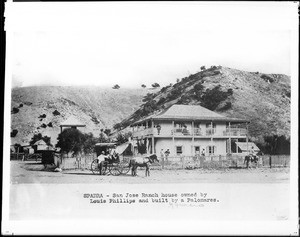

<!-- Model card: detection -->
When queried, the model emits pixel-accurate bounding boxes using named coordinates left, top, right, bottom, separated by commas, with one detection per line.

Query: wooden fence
left=11, top=152, right=290, bottom=170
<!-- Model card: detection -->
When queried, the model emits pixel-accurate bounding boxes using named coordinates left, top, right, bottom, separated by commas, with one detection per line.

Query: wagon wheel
left=109, top=164, right=121, bottom=176
left=91, top=159, right=100, bottom=175
left=118, top=160, right=131, bottom=175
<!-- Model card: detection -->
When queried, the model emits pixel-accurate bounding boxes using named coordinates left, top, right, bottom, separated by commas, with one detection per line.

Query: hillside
left=10, top=86, right=149, bottom=145
left=116, top=66, right=291, bottom=144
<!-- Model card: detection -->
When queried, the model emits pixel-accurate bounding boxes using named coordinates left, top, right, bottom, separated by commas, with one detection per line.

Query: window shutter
left=214, top=146, right=217, bottom=154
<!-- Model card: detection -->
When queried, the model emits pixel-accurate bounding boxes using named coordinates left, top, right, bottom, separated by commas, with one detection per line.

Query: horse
left=128, top=154, right=159, bottom=177
left=244, top=154, right=259, bottom=168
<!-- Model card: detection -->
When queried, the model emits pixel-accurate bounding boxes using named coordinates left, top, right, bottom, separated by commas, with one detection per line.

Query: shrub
left=194, top=83, right=204, bottom=92
left=53, top=110, right=61, bottom=116
left=201, top=85, right=229, bottom=110
left=30, top=133, right=51, bottom=146
left=151, top=82, right=160, bottom=88
left=38, top=114, right=46, bottom=118
left=141, top=84, right=146, bottom=88
left=47, top=122, right=53, bottom=127
left=41, top=123, right=47, bottom=128
left=261, top=74, right=274, bottom=83
left=166, top=87, right=183, bottom=101
left=112, top=84, right=120, bottom=89
left=19, top=103, right=23, bottom=107
left=10, top=129, right=18, bottom=137
left=227, top=88, right=233, bottom=96
left=157, top=97, right=166, bottom=105
left=142, top=93, right=155, bottom=103
left=11, top=107, right=19, bottom=114
left=200, top=66, right=206, bottom=71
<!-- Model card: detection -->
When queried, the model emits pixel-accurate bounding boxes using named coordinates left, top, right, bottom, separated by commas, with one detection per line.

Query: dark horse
left=128, top=154, right=159, bottom=177
left=244, top=154, right=259, bottom=168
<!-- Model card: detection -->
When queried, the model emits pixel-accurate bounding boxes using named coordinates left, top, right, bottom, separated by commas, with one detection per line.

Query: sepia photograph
left=2, top=1, right=299, bottom=235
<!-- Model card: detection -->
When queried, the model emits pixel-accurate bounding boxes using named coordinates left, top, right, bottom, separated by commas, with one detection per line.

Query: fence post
left=269, top=156, right=272, bottom=168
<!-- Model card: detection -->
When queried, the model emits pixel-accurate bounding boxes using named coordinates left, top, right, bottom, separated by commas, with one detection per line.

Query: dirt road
left=10, top=161, right=290, bottom=184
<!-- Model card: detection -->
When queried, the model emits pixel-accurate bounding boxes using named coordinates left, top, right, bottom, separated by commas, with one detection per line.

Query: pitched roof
left=60, top=115, right=86, bottom=127
left=236, top=142, right=260, bottom=151
left=132, top=104, right=248, bottom=125
left=34, top=139, right=47, bottom=146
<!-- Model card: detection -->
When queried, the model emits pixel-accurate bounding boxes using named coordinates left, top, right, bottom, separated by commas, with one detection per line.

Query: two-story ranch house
left=130, top=104, right=250, bottom=157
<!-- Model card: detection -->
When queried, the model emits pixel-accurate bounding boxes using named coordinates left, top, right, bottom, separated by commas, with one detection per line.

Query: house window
left=206, top=123, right=216, bottom=135
left=176, top=146, right=183, bottom=155
left=207, top=146, right=216, bottom=155
left=195, top=146, right=200, bottom=155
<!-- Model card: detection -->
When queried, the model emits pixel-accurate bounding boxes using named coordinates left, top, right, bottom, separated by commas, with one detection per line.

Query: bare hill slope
left=10, top=86, right=148, bottom=145
left=116, top=66, right=290, bottom=144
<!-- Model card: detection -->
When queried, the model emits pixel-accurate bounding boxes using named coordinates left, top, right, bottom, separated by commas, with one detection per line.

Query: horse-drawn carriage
left=90, top=143, right=159, bottom=176
left=90, top=143, right=131, bottom=176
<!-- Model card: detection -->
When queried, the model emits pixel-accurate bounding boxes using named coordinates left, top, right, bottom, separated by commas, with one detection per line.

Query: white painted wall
left=154, top=137, right=227, bottom=157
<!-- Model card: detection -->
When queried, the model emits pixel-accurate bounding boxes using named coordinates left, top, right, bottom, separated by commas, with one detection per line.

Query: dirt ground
left=10, top=160, right=290, bottom=184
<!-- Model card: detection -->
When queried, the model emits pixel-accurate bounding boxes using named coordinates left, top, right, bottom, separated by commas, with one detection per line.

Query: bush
left=38, top=114, right=46, bottom=118
left=19, top=103, right=23, bottom=107
left=53, top=110, right=60, bottom=116
left=166, top=87, right=183, bottom=101
left=10, top=129, right=18, bottom=137
left=200, top=66, right=206, bottom=71
left=227, top=88, right=233, bottom=96
left=11, top=107, right=19, bottom=114
left=142, top=93, right=155, bottom=103
left=157, top=97, right=166, bottom=105
left=30, top=133, right=51, bottom=146
left=41, top=123, right=47, bottom=128
left=261, top=74, right=274, bottom=83
left=141, top=84, right=146, bottom=88
left=201, top=85, right=229, bottom=110
left=112, top=84, right=120, bottom=89
left=47, top=122, right=53, bottom=127
left=151, top=83, right=160, bottom=88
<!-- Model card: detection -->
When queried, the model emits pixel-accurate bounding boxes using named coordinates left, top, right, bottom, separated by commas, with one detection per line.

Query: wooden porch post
left=246, top=122, right=249, bottom=155
left=228, top=122, right=231, bottom=154
left=172, top=120, right=175, bottom=157
left=192, top=121, right=194, bottom=156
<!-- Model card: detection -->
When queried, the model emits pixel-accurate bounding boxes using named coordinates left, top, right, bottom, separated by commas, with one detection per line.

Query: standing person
left=156, top=124, right=161, bottom=135
left=160, top=149, right=165, bottom=159
left=165, top=149, right=170, bottom=162
left=200, top=148, right=205, bottom=167
left=160, top=149, right=165, bottom=169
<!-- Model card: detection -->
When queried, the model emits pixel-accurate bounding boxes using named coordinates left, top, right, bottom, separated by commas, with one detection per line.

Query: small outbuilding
left=235, top=142, right=260, bottom=155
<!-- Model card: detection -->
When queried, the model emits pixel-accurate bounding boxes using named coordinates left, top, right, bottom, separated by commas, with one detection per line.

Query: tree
left=141, top=84, right=146, bottom=88
left=29, top=133, right=51, bottom=146
left=82, top=132, right=97, bottom=154
left=56, top=128, right=85, bottom=156
left=99, top=129, right=110, bottom=143
left=103, top=129, right=111, bottom=136
left=200, top=66, right=206, bottom=71
left=115, top=132, right=132, bottom=145
left=151, top=83, right=160, bottom=88
left=112, top=84, right=120, bottom=89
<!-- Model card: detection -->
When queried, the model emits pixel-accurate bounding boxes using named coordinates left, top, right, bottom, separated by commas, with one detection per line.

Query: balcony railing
left=223, top=128, right=247, bottom=136
left=132, top=127, right=247, bottom=137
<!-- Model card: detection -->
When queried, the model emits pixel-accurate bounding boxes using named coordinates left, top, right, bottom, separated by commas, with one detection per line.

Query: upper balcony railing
left=132, top=127, right=247, bottom=137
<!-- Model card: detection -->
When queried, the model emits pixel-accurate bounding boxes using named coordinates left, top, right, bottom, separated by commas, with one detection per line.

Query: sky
left=6, top=2, right=298, bottom=88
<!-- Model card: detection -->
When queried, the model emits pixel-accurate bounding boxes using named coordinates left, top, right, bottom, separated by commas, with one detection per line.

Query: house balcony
left=132, top=127, right=247, bottom=138
left=223, top=128, right=247, bottom=136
